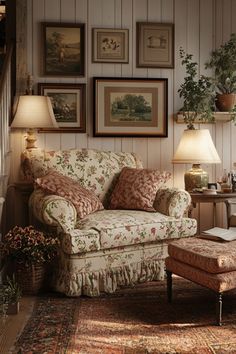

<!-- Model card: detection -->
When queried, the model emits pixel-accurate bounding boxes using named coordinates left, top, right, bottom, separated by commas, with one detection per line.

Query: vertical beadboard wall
left=10, top=0, right=236, bottom=232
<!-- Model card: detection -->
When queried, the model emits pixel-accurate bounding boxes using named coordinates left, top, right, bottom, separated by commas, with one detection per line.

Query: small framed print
left=93, top=77, right=168, bottom=137
left=137, top=22, right=174, bottom=68
left=38, top=83, right=86, bottom=133
left=92, top=28, right=129, bottom=63
left=42, top=22, right=85, bottom=76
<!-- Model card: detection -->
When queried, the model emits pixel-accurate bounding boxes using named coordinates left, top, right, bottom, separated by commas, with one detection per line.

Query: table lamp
left=11, top=95, right=58, bottom=149
left=172, top=129, right=221, bottom=191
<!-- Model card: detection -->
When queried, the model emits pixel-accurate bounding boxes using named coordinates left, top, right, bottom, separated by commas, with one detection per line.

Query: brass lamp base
left=184, top=164, right=209, bottom=191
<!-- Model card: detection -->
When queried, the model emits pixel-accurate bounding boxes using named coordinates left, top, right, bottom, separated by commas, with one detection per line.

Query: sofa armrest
left=153, top=187, right=191, bottom=218
left=29, top=189, right=77, bottom=232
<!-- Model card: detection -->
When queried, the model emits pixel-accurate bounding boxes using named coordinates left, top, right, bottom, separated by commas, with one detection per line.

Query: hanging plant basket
left=14, top=262, right=46, bottom=295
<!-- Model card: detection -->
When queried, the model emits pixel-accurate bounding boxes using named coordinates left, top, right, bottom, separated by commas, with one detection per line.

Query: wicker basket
left=15, top=262, right=46, bottom=295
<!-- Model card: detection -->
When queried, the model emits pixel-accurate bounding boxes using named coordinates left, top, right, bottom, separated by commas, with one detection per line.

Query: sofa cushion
left=35, top=170, right=104, bottom=219
left=109, top=167, right=171, bottom=211
left=22, top=148, right=143, bottom=207
left=61, top=209, right=197, bottom=254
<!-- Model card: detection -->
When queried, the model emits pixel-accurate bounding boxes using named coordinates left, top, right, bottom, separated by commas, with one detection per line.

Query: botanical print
left=97, top=33, right=124, bottom=58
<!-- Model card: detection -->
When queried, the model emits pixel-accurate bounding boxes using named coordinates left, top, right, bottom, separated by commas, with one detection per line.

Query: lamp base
left=184, top=164, right=209, bottom=191
left=25, top=128, right=37, bottom=149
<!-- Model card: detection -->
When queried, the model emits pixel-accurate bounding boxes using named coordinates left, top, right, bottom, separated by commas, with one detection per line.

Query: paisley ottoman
left=165, top=237, right=236, bottom=325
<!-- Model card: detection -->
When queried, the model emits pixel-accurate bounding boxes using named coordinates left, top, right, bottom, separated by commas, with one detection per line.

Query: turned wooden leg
left=166, top=270, right=172, bottom=303
left=216, top=292, right=223, bottom=326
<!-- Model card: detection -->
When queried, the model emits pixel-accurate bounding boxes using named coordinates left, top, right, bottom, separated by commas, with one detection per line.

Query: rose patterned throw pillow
left=109, top=167, right=171, bottom=211
left=35, top=170, right=104, bottom=219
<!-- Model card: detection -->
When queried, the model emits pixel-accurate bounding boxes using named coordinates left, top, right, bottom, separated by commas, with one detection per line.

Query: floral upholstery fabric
left=22, top=148, right=142, bottom=207
left=109, top=167, right=171, bottom=211
left=165, top=256, right=236, bottom=293
left=54, top=241, right=169, bottom=296
left=60, top=209, right=196, bottom=254
left=168, top=237, right=236, bottom=273
left=35, top=170, right=104, bottom=219
left=25, top=148, right=197, bottom=296
left=154, top=187, right=191, bottom=218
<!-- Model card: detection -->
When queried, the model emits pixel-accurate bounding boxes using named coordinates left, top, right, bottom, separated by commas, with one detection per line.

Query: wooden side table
left=189, top=191, right=236, bottom=228
left=2, top=182, right=34, bottom=235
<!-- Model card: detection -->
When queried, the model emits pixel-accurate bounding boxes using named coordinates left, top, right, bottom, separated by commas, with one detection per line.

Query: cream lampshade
left=172, top=129, right=221, bottom=191
left=11, top=95, right=58, bottom=149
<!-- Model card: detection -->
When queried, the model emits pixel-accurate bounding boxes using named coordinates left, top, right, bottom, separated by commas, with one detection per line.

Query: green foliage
left=178, top=48, right=215, bottom=129
left=4, top=275, right=22, bottom=304
left=205, top=33, right=236, bottom=94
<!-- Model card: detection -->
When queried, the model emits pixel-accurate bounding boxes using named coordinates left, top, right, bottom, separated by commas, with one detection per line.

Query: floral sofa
left=22, top=148, right=197, bottom=297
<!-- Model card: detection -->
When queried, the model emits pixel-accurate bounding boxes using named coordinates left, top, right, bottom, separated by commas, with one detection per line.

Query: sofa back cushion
left=22, top=148, right=143, bottom=206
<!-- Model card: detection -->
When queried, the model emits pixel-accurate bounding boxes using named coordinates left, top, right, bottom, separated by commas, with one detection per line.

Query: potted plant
left=4, top=275, right=22, bottom=314
left=205, top=33, right=236, bottom=111
left=0, top=225, right=60, bottom=295
left=178, top=47, right=215, bottom=129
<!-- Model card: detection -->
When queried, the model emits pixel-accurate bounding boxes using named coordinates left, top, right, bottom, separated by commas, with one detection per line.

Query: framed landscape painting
left=136, top=22, right=174, bottom=68
left=92, top=28, right=129, bottom=63
left=93, top=77, right=168, bottom=137
left=38, top=83, right=86, bottom=133
left=42, top=22, right=85, bottom=76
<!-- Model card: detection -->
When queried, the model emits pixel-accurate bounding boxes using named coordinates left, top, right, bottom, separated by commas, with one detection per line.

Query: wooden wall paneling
left=198, top=0, right=215, bottom=231
left=32, top=0, right=45, bottom=83
left=133, top=138, right=148, bottom=167
left=87, top=0, right=103, bottom=149
left=9, top=131, right=25, bottom=183
left=159, top=0, right=174, bottom=182
left=133, top=0, right=148, bottom=78
left=173, top=0, right=188, bottom=189
left=230, top=1, right=236, bottom=167
left=99, top=0, right=116, bottom=152
left=146, top=0, right=162, bottom=170
left=26, top=0, right=33, bottom=79
left=121, top=138, right=134, bottom=153
left=121, top=0, right=133, bottom=77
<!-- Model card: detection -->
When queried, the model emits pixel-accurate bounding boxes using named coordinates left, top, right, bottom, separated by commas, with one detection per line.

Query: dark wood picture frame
left=42, top=22, right=85, bottom=76
left=93, top=77, right=168, bottom=137
left=38, top=83, right=86, bottom=133
left=136, top=22, right=174, bottom=68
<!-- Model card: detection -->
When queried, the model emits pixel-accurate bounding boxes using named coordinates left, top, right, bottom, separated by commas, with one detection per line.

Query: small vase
left=7, top=301, right=20, bottom=315
left=15, top=262, right=46, bottom=295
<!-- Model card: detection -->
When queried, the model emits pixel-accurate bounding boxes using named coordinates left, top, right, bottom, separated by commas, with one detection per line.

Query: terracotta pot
left=7, top=301, right=20, bottom=315
left=216, top=93, right=236, bottom=111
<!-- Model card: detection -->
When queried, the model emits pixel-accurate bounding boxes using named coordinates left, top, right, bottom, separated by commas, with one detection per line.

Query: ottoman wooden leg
left=216, top=292, right=223, bottom=326
left=166, top=270, right=172, bottom=303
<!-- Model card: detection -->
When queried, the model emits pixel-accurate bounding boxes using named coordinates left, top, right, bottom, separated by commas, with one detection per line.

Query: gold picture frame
left=93, top=77, right=168, bottom=137
left=137, top=22, right=174, bottom=68
left=92, top=28, right=129, bottom=63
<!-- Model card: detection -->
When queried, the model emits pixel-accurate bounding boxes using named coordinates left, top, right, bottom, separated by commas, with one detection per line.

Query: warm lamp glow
left=172, top=129, right=221, bottom=191
left=11, top=95, right=58, bottom=149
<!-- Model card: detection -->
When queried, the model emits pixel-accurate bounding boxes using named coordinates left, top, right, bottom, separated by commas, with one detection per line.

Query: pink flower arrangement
left=0, top=226, right=60, bottom=265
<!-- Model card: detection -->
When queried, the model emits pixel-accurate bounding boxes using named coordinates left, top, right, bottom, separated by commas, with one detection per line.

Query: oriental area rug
left=13, top=278, right=236, bottom=354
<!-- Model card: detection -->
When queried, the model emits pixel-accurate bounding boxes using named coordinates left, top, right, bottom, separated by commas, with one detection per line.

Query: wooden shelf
left=176, top=112, right=233, bottom=123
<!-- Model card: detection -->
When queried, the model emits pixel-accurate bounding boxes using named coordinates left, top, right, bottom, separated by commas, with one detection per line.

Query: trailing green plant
left=178, top=48, right=215, bottom=129
left=205, top=33, right=236, bottom=94
left=4, top=274, right=22, bottom=304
